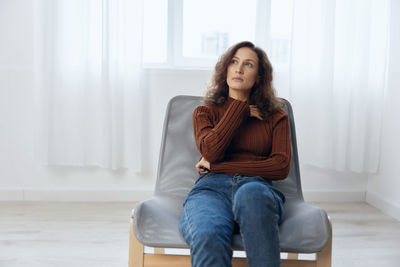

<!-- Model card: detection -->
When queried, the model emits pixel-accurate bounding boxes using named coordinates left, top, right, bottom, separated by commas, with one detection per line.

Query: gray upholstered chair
left=129, top=95, right=332, bottom=267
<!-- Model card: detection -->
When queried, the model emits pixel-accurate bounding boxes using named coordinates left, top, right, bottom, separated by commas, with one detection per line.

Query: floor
left=0, top=201, right=399, bottom=267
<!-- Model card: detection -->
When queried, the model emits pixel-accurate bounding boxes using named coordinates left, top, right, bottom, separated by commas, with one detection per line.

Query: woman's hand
left=249, top=105, right=263, bottom=120
left=196, top=157, right=211, bottom=174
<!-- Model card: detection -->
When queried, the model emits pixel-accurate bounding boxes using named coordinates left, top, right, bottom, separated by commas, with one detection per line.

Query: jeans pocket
left=251, top=176, right=274, bottom=188
left=194, top=172, right=212, bottom=184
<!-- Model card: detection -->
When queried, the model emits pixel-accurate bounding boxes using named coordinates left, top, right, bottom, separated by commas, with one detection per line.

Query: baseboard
left=0, top=187, right=153, bottom=202
left=0, top=188, right=24, bottom=201
left=1, top=187, right=365, bottom=203
left=303, top=191, right=366, bottom=202
left=366, top=190, right=400, bottom=221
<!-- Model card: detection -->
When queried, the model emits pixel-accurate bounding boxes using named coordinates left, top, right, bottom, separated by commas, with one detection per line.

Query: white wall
left=0, top=0, right=153, bottom=201
left=366, top=0, right=400, bottom=221
left=0, top=0, right=369, bottom=202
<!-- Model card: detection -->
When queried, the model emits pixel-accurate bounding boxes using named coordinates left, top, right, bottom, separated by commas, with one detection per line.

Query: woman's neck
left=228, top=89, right=250, bottom=102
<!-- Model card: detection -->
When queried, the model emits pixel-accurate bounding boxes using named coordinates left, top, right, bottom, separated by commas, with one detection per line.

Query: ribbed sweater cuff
left=213, top=99, right=249, bottom=137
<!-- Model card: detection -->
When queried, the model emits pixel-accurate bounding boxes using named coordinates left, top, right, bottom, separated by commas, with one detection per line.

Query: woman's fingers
left=195, top=161, right=203, bottom=172
left=249, top=105, right=263, bottom=120
left=197, top=165, right=209, bottom=174
left=196, top=157, right=210, bottom=173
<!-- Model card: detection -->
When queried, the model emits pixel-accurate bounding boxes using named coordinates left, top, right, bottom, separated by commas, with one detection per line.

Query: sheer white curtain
left=280, top=0, right=390, bottom=173
left=34, top=0, right=144, bottom=170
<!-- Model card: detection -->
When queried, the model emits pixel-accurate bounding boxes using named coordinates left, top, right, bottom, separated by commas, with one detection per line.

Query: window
left=142, top=0, right=293, bottom=70
left=181, top=0, right=257, bottom=64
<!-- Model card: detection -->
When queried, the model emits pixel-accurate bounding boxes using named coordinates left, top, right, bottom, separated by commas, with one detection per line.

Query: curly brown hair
left=204, top=41, right=283, bottom=117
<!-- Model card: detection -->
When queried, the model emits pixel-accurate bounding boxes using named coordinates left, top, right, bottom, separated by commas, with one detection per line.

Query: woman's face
left=226, top=47, right=259, bottom=94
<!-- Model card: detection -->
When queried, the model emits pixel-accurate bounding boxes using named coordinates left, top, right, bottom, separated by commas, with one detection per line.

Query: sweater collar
left=225, top=96, right=250, bottom=105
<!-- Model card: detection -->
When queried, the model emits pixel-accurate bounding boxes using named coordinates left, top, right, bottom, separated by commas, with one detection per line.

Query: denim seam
left=183, top=207, right=195, bottom=245
left=270, top=189, right=285, bottom=225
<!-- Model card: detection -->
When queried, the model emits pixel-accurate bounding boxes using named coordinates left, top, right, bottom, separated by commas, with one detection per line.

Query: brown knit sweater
left=193, top=96, right=291, bottom=180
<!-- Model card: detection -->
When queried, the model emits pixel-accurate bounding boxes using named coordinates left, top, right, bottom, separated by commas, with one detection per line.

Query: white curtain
left=278, top=0, right=390, bottom=173
left=34, top=0, right=144, bottom=170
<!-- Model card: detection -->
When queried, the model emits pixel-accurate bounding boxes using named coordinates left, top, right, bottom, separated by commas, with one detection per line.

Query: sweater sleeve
left=209, top=111, right=291, bottom=180
left=193, top=99, right=250, bottom=163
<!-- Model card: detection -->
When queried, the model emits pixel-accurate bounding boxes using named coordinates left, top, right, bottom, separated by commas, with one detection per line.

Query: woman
left=179, top=41, right=291, bottom=267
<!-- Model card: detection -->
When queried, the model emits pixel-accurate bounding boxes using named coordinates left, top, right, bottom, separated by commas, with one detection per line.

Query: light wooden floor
left=0, top=201, right=399, bottom=267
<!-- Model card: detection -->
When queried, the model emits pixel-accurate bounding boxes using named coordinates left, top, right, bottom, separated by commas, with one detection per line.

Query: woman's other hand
left=249, top=105, right=263, bottom=120
left=196, top=157, right=210, bottom=174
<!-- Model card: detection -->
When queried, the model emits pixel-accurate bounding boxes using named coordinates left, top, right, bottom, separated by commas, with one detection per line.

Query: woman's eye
left=246, top=63, right=253, bottom=67
left=231, top=59, right=238, bottom=64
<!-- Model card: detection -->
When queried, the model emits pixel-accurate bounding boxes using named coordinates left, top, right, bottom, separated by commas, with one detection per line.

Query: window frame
left=143, top=0, right=276, bottom=70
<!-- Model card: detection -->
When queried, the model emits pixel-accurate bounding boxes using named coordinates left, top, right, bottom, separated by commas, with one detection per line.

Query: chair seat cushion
left=133, top=197, right=330, bottom=253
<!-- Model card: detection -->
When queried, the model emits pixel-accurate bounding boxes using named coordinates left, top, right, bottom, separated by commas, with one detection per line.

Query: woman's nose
left=235, top=64, right=244, bottom=73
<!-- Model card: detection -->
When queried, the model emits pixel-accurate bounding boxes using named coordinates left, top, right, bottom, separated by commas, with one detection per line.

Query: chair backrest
left=154, top=95, right=304, bottom=202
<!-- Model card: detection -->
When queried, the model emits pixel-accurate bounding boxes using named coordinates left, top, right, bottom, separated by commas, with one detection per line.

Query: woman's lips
left=233, top=77, right=243, bottom=81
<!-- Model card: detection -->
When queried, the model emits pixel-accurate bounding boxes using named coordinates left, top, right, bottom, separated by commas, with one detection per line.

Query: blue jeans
left=179, top=172, right=285, bottom=267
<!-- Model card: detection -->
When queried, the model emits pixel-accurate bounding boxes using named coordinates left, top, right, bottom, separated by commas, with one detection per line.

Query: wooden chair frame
left=129, top=217, right=332, bottom=267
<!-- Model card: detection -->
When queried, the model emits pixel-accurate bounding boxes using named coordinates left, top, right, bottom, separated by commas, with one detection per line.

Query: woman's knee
left=235, top=182, right=275, bottom=204
left=233, top=182, right=278, bottom=217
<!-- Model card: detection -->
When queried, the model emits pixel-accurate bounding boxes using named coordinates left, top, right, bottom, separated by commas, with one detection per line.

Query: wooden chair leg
left=287, top=253, right=299, bottom=260
left=316, top=220, right=332, bottom=267
left=154, top=248, right=165, bottom=254
left=129, top=217, right=332, bottom=267
left=129, top=218, right=144, bottom=267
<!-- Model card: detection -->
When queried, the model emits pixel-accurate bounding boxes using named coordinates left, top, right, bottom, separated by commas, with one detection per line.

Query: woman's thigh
left=179, top=174, right=235, bottom=243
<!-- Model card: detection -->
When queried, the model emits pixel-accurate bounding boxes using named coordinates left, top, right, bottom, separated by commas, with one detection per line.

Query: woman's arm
left=209, top=113, right=292, bottom=180
left=193, top=99, right=249, bottom=163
